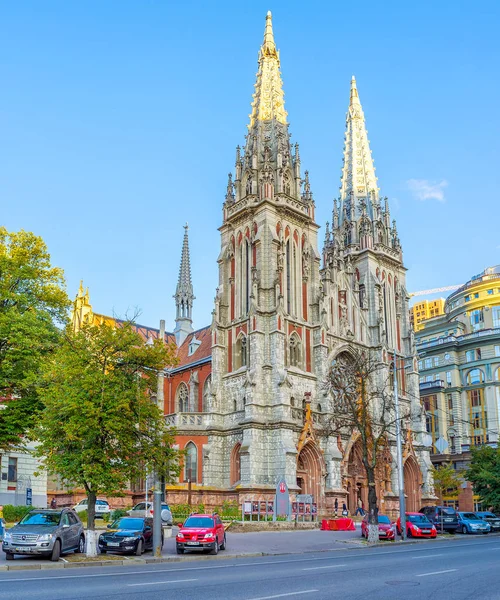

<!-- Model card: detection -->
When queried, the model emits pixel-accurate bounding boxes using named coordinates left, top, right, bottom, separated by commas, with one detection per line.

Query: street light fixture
left=393, top=350, right=406, bottom=540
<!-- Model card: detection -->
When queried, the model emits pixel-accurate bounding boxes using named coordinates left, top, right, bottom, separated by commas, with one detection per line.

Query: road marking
left=303, top=564, right=346, bottom=570
left=127, top=578, right=197, bottom=586
left=411, top=554, right=443, bottom=559
left=246, top=591, right=319, bottom=600
left=416, top=569, right=457, bottom=577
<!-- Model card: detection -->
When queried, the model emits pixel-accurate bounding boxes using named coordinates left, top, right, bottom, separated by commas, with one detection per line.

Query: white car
left=73, top=499, right=111, bottom=518
left=127, top=502, right=173, bottom=525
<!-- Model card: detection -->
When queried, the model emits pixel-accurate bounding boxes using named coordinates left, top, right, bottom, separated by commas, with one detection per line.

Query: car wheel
left=5, top=553, right=14, bottom=561
left=407, top=528, right=412, bottom=538
left=135, top=539, right=143, bottom=556
left=462, top=526, right=468, bottom=535
left=51, top=539, right=61, bottom=562
left=101, top=549, right=107, bottom=554
left=75, top=535, right=85, bottom=554
left=176, top=546, right=184, bottom=555
left=211, top=540, right=219, bottom=555
left=482, top=531, right=489, bottom=535
left=220, top=534, right=226, bottom=550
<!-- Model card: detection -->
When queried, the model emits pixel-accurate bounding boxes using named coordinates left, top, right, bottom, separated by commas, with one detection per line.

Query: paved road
left=1, top=534, right=499, bottom=599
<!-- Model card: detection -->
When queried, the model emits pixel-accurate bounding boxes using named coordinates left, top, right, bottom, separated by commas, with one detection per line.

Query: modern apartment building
left=411, top=298, right=445, bottom=331
left=415, top=266, right=500, bottom=510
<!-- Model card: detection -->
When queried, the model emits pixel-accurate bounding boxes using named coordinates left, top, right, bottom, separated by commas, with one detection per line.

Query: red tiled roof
left=115, top=319, right=176, bottom=345
left=175, top=325, right=212, bottom=368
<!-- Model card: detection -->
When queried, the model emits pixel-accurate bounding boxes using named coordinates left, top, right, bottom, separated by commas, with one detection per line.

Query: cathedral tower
left=205, top=12, right=325, bottom=498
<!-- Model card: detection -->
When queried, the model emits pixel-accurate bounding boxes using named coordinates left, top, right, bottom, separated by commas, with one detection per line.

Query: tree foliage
left=323, top=349, right=413, bottom=543
left=34, top=321, right=181, bottom=536
left=0, top=228, right=69, bottom=450
left=431, top=463, right=462, bottom=503
left=467, top=446, right=500, bottom=512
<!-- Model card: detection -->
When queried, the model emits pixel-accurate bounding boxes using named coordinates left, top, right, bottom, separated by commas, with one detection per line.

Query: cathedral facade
left=71, top=13, right=434, bottom=515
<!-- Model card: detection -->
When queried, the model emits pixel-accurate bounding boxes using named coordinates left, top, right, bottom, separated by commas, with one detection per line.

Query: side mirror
left=62, top=524, right=70, bottom=529
left=107, top=524, right=112, bottom=529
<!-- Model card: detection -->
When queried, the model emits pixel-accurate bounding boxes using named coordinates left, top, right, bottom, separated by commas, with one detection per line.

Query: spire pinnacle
left=248, top=12, right=287, bottom=128
left=350, top=75, right=360, bottom=106
left=174, top=225, right=195, bottom=345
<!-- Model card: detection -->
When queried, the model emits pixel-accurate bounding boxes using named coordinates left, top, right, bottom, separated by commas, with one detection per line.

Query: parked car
left=98, top=516, right=161, bottom=555
left=176, top=513, right=226, bottom=555
left=2, top=509, right=85, bottom=561
left=127, top=501, right=173, bottom=525
left=361, top=514, right=395, bottom=540
left=476, top=511, right=500, bottom=532
left=73, top=498, right=111, bottom=518
left=397, top=512, right=437, bottom=538
left=419, top=505, right=459, bottom=533
left=457, top=512, right=491, bottom=535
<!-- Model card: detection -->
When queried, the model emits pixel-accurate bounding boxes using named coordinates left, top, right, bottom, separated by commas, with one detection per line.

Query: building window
left=467, top=369, right=484, bottom=385
left=184, top=442, right=198, bottom=483
left=487, top=289, right=493, bottom=295
left=434, top=356, right=439, bottom=367
left=495, top=346, right=500, bottom=357
left=470, top=309, right=484, bottom=332
left=425, top=358, right=432, bottom=369
left=202, top=376, right=211, bottom=413
left=446, top=371, right=452, bottom=386
left=423, top=395, right=438, bottom=452
left=8, top=457, right=17, bottom=482
left=469, top=388, right=482, bottom=407
left=447, top=394, right=453, bottom=410
left=493, top=306, right=500, bottom=328
left=466, top=350, right=474, bottom=362
left=465, top=295, right=470, bottom=302
left=235, top=335, right=248, bottom=369
left=418, top=360, right=423, bottom=370
left=177, top=382, right=189, bottom=413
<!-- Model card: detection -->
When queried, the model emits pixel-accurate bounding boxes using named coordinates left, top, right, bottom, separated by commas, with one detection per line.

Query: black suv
left=419, top=506, right=459, bottom=533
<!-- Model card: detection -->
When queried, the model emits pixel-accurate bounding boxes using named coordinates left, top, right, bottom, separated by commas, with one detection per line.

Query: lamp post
left=393, top=351, right=406, bottom=540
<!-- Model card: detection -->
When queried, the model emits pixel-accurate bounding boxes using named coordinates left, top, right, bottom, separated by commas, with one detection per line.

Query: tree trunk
left=365, top=466, right=379, bottom=545
left=86, top=489, right=97, bottom=557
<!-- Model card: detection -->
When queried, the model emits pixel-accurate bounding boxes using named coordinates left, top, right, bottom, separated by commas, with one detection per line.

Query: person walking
left=342, top=502, right=349, bottom=517
left=334, top=498, right=338, bottom=518
left=50, top=497, right=57, bottom=509
left=354, top=497, right=365, bottom=516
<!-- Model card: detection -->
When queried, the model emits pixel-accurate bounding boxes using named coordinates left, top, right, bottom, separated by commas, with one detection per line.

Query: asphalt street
left=1, top=535, right=499, bottom=600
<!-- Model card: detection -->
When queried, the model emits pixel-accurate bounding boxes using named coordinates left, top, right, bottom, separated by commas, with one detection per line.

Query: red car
left=361, top=514, right=395, bottom=540
left=176, top=513, right=226, bottom=555
left=397, top=512, right=437, bottom=538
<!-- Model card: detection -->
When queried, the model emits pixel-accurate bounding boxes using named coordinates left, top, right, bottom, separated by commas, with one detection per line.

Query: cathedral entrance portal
left=404, top=456, right=422, bottom=512
left=296, top=443, right=324, bottom=507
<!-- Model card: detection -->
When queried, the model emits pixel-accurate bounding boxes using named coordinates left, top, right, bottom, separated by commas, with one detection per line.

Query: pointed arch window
left=176, top=383, right=189, bottom=413
left=235, top=335, right=248, bottom=369
left=289, top=334, right=302, bottom=368
left=184, top=442, right=198, bottom=483
left=230, top=443, right=242, bottom=486
left=286, top=240, right=291, bottom=314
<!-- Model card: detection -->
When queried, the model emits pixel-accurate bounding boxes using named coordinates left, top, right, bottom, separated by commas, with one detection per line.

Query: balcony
left=417, top=327, right=500, bottom=351
left=419, top=380, right=445, bottom=391
left=165, top=412, right=208, bottom=429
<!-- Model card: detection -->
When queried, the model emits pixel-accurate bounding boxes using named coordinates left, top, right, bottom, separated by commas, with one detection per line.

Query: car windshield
left=439, top=507, right=456, bottom=515
left=462, top=513, right=478, bottom=520
left=378, top=516, right=391, bottom=524
left=408, top=514, right=430, bottom=524
left=183, top=517, right=214, bottom=528
left=19, top=512, right=61, bottom=526
left=480, top=512, right=496, bottom=518
left=96, top=500, right=108, bottom=506
left=112, top=518, right=144, bottom=530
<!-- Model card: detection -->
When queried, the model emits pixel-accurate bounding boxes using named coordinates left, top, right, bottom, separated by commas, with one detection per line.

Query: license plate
left=15, top=547, right=31, bottom=552
left=187, top=541, right=200, bottom=546
left=107, top=542, right=120, bottom=547
left=444, top=518, right=453, bottom=522
left=421, top=530, right=430, bottom=533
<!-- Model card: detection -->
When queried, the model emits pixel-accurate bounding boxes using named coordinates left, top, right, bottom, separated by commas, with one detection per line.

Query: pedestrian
left=354, top=497, right=365, bottom=516
left=342, top=502, right=348, bottom=517
left=334, top=498, right=338, bottom=518
left=50, top=497, right=57, bottom=509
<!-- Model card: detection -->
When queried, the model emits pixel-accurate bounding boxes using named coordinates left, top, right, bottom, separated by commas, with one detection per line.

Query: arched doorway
left=296, top=442, right=324, bottom=506
left=345, top=440, right=368, bottom=513
left=404, top=456, right=422, bottom=512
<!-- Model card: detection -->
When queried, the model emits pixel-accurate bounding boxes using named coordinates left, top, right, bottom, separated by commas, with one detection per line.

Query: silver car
left=127, top=501, right=173, bottom=525
left=2, top=509, right=85, bottom=561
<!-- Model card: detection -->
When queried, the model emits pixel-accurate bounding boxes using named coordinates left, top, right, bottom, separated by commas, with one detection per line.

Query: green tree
left=431, top=463, right=463, bottom=504
left=467, top=446, right=500, bottom=512
left=0, top=228, right=69, bottom=450
left=34, top=321, right=181, bottom=556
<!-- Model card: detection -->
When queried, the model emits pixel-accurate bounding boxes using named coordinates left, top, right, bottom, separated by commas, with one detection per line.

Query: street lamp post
left=393, top=351, right=406, bottom=540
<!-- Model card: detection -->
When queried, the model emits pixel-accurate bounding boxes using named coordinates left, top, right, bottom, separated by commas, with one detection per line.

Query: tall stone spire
left=173, top=223, right=195, bottom=346
left=248, top=11, right=287, bottom=129
left=338, top=76, right=378, bottom=224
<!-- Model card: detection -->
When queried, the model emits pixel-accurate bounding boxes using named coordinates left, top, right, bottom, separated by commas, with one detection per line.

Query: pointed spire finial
left=262, top=11, right=277, bottom=57
left=174, top=225, right=195, bottom=346
left=350, top=75, right=360, bottom=106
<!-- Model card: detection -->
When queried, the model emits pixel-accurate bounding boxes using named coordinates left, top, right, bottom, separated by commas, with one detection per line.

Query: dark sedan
left=476, top=512, right=500, bottom=532
left=98, top=517, right=162, bottom=556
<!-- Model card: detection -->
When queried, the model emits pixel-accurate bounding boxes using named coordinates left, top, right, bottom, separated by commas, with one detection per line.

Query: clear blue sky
left=2, top=1, right=499, bottom=331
